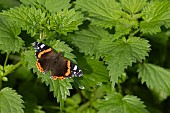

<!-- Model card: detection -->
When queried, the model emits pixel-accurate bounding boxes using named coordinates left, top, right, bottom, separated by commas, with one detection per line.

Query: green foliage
left=20, top=0, right=70, bottom=14
left=40, top=75, right=73, bottom=103
left=2, top=5, right=84, bottom=37
left=76, top=56, right=109, bottom=89
left=96, top=93, right=149, bottom=113
left=2, top=5, right=46, bottom=36
left=0, top=87, right=24, bottom=113
left=99, top=37, right=150, bottom=87
left=140, top=1, right=170, bottom=34
left=0, top=15, right=23, bottom=53
left=121, top=0, right=146, bottom=14
left=0, top=0, right=170, bottom=113
left=50, top=9, right=85, bottom=35
left=138, top=63, right=170, bottom=95
left=76, top=0, right=121, bottom=29
left=70, top=25, right=111, bottom=56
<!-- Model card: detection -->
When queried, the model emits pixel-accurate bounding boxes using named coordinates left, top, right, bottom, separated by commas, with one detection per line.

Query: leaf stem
left=60, top=99, right=64, bottom=113
left=4, top=53, right=9, bottom=67
left=3, top=61, right=22, bottom=76
left=130, top=29, right=140, bottom=37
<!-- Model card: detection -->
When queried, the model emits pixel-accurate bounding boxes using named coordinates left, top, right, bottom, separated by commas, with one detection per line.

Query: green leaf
left=2, top=5, right=46, bottom=36
left=20, top=0, right=45, bottom=6
left=50, top=9, right=84, bottom=35
left=97, top=93, right=149, bottom=113
left=140, top=1, right=170, bottom=34
left=23, top=50, right=37, bottom=72
left=66, top=93, right=81, bottom=106
left=0, top=87, right=24, bottom=113
left=0, top=15, right=24, bottom=53
left=76, top=0, right=121, bottom=29
left=65, top=94, right=81, bottom=113
left=38, top=73, right=73, bottom=103
left=70, top=25, right=110, bottom=56
left=75, top=56, right=109, bottom=89
left=20, top=0, right=70, bottom=13
left=138, top=63, right=170, bottom=95
left=99, top=37, right=150, bottom=87
left=121, top=0, right=146, bottom=14
left=115, top=18, right=136, bottom=37
left=44, top=0, right=70, bottom=14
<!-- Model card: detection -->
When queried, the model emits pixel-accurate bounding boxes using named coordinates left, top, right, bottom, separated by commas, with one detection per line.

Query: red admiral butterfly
left=33, top=42, right=83, bottom=80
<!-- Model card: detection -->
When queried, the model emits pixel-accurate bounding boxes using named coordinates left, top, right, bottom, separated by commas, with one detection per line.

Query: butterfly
left=33, top=42, right=83, bottom=80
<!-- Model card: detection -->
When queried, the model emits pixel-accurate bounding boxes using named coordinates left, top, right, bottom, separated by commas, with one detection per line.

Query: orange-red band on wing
left=52, top=76, right=64, bottom=80
left=38, top=48, right=52, bottom=58
left=36, top=61, right=44, bottom=73
left=65, top=60, right=71, bottom=76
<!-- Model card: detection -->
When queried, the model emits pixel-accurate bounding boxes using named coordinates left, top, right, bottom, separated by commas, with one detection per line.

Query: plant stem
left=130, top=29, right=140, bottom=37
left=3, top=61, right=22, bottom=76
left=4, top=53, right=9, bottom=67
left=77, top=101, right=90, bottom=113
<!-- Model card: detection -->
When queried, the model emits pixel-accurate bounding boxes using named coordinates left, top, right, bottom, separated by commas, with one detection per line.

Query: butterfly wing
left=33, top=42, right=57, bottom=73
left=51, top=52, right=83, bottom=79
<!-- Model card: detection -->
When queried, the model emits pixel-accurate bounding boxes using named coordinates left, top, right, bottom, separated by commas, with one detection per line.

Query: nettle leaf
left=23, top=50, right=37, bottom=72
left=2, top=5, right=46, bottom=36
left=23, top=40, right=76, bottom=102
left=20, top=0, right=70, bottom=13
left=50, top=9, right=84, bottom=35
left=76, top=0, right=121, bottom=29
left=97, top=93, right=149, bottom=113
left=44, top=0, right=70, bottom=14
left=0, top=15, right=24, bottom=53
left=121, top=0, right=146, bottom=14
left=140, top=1, right=170, bottom=34
left=99, top=37, right=150, bottom=87
left=115, top=18, right=137, bottom=37
left=38, top=73, right=73, bottom=103
left=138, top=63, right=170, bottom=95
left=75, top=56, right=109, bottom=89
left=70, top=25, right=110, bottom=56
left=0, top=87, right=24, bottom=113
left=20, top=0, right=45, bottom=6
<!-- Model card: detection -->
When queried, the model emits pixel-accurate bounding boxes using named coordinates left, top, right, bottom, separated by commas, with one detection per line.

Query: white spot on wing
left=40, top=44, right=45, bottom=48
left=73, top=65, right=77, bottom=70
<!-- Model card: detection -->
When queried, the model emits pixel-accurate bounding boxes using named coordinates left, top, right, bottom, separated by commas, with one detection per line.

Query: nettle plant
left=0, top=0, right=170, bottom=113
